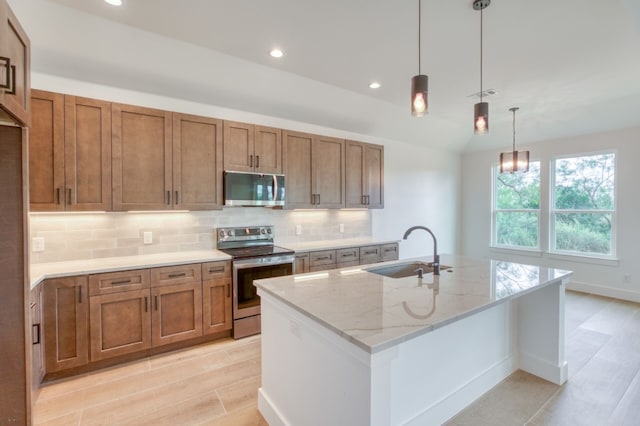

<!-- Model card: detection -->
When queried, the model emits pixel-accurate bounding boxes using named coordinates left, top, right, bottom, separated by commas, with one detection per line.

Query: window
left=492, top=161, right=541, bottom=249
left=551, top=152, right=616, bottom=257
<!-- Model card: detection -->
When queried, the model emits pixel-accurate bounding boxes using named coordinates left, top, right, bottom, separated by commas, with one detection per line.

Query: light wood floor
left=34, top=291, right=640, bottom=425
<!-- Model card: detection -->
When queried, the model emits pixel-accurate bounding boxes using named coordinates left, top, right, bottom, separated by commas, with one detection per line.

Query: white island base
left=257, top=263, right=568, bottom=426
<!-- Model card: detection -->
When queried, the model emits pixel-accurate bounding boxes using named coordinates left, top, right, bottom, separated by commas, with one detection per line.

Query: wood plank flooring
left=34, top=291, right=640, bottom=425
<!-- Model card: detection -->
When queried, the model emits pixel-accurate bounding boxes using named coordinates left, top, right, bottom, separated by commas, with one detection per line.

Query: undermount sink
left=366, top=261, right=450, bottom=279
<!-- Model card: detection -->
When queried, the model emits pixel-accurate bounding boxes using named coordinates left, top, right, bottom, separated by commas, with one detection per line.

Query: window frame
left=549, top=150, right=617, bottom=260
left=490, top=160, right=542, bottom=252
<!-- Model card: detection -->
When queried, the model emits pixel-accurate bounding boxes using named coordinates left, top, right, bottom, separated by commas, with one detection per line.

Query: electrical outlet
left=339, top=223, right=345, bottom=233
left=32, top=237, right=45, bottom=252
left=143, top=231, right=153, bottom=245
left=295, top=225, right=302, bottom=235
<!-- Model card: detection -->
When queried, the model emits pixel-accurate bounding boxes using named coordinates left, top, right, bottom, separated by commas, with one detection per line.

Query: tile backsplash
left=29, top=208, right=371, bottom=263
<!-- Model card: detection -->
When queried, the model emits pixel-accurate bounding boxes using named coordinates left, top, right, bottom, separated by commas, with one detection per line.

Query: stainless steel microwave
left=223, top=171, right=285, bottom=207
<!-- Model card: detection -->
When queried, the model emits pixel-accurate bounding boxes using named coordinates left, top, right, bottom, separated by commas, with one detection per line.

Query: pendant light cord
left=418, top=0, right=421, bottom=75
left=512, top=109, right=516, bottom=151
left=479, top=7, right=483, bottom=103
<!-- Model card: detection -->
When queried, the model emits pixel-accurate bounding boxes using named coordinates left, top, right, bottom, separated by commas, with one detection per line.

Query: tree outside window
left=551, top=153, right=616, bottom=257
left=493, top=162, right=541, bottom=249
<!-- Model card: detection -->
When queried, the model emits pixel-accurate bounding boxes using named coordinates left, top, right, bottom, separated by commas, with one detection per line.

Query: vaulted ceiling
left=12, top=0, right=640, bottom=152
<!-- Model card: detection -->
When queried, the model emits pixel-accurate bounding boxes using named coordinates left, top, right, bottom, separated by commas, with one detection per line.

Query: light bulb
left=413, top=93, right=426, bottom=113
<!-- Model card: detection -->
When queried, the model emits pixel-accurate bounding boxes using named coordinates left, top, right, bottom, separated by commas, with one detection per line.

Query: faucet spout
left=403, top=226, right=440, bottom=275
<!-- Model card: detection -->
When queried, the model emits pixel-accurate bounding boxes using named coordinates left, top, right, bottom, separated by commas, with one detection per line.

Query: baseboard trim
left=258, top=387, right=289, bottom=426
left=519, top=352, right=568, bottom=385
left=567, top=281, right=640, bottom=303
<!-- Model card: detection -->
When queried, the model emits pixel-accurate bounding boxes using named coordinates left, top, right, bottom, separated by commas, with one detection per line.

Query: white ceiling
left=18, top=0, right=640, bottom=151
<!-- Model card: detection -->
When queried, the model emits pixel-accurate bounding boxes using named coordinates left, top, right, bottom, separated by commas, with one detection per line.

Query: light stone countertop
left=255, top=254, right=573, bottom=354
left=30, top=250, right=231, bottom=289
left=277, top=237, right=400, bottom=253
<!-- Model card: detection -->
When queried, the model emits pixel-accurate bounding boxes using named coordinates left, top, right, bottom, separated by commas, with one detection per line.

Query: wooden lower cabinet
left=89, top=289, right=151, bottom=361
left=382, top=243, right=399, bottom=261
left=30, top=285, right=45, bottom=391
left=43, top=276, right=89, bottom=372
left=152, top=282, right=203, bottom=346
left=294, top=253, right=310, bottom=274
left=202, top=261, right=232, bottom=335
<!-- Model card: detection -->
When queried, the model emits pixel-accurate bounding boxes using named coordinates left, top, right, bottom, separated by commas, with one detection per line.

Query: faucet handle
left=414, top=268, right=424, bottom=279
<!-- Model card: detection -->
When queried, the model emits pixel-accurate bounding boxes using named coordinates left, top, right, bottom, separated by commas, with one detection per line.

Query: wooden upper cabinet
left=0, top=2, right=30, bottom=126
left=283, top=130, right=314, bottom=208
left=345, top=141, right=384, bottom=209
left=283, top=130, right=345, bottom=209
left=29, top=90, right=65, bottom=211
left=30, top=90, right=112, bottom=211
left=173, top=113, right=223, bottom=210
left=313, top=135, right=345, bottom=208
left=65, top=95, right=112, bottom=210
left=112, top=104, right=172, bottom=211
left=223, top=121, right=282, bottom=174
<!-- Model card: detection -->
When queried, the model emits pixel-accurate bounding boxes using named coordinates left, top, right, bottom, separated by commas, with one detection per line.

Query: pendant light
left=473, top=0, right=490, bottom=134
left=499, top=107, right=530, bottom=174
left=411, top=0, right=428, bottom=116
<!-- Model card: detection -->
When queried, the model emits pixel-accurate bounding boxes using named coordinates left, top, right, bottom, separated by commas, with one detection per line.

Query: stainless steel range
left=216, top=226, right=294, bottom=339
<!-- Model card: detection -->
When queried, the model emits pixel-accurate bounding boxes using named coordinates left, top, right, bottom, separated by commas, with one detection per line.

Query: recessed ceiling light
left=104, top=0, right=122, bottom=5
left=270, top=49, right=284, bottom=58
left=369, top=82, right=381, bottom=89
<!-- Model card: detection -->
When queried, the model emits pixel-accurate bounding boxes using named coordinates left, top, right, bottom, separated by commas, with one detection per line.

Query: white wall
left=461, top=126, right=640, bottom=302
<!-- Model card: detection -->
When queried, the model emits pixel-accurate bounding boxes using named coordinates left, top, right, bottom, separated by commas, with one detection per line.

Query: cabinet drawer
left=337, top=247, right=359, bottom=264
left=382, top=243, right=399, bottom=261
left=89, top=269, right=150, bottom=296
left=151, top=264, right=202, bottom=287
left=202, top=261, right=231, bottom=280
left=309, top=264, right=336, bottom=273
left=309, top=250, right=336, bottom=267
left=359, top=245, right=382, bottom=264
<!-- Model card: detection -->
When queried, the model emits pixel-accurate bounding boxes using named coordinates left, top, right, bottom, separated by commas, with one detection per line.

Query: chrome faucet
left=403, top=226, right=440, bottom=275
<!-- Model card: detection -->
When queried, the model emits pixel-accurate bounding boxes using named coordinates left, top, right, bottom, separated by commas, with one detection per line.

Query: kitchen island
left=255, top=255, right=572, bottom=426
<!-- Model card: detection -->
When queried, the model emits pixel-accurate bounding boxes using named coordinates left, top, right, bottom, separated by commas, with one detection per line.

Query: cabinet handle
left=168, top=272, right=187, bottom=278
left=0, top=56, right=11, bottom=90
left=167, top=190, right=171, bottom=205
left=175, top=190, right=179, bottom=205
left=111, top=279, right=132, bottom=285
left=154, top=295, right=158, bottom=311
left=249, top=155, right=253, bottom=168
left=316, top=256, right=331, bottom=261
left=227, top=283, right=230, bottom=298
left=317, top=194, right=321, bottom=205
left=77, top=286, right=82, bottom=304
left=341, top=253, right=354, bottom=258
left=67, top=188, right=72, bottom=205
left=295, top=255, right=308, bottom=259
left=366, top=195, right=370, bottom=205
left=6, top=65, right=16, bottom=95
left=32, top=324, right=41, bottom=345
left=56, top=188, right=61, bottom=205
left=385, top=247, right=396, bottom=253
left=256, top=155, right=260, bottom=168
left=144, top=296, right=148, bottom=312
left=363, top=250, right=377, bottom=255
left=208, top=267, right=225, bottom=273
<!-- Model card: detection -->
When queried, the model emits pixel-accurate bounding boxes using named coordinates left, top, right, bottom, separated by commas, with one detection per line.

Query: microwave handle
left=273, top=174, right=278, bottom=201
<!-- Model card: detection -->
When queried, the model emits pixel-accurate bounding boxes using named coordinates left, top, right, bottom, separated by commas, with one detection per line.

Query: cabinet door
left=151, top=282, right=203, bottom=346
left=382, top=243, right=399, bottom=261
left=283, top=130, right=314, bottom=208
left=0, top=4, right=30, bottom=126
left=359, top=245, right=382, bottom=265
left=294, top=253, right=310, bottom=274
left=254, top=126, right=282, bottom=174
left=112, top=103, right=172, bottom=210
left=89, top=289, right=151, bottom=361
left=64, top=95, right=112, bottom=211
left=345, top=141, right=366, bottom=208
left=43, top=276, right=89, bottom=372
left=313, top=136, right=345, bottom=208
left=223, top=121, right=254, bottom=172
left=173, top=113, right=223, bottom=210
left=364, top=144, right=384, bottom=209
left=202, top=277, right=232, bottom=335
left=202, top=261, right=231, bottom=335
left=29, top=90, right=65, bottom=211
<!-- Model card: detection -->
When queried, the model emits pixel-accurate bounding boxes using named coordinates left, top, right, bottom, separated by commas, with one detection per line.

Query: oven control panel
left=216, top=226, right=274, bottom=247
